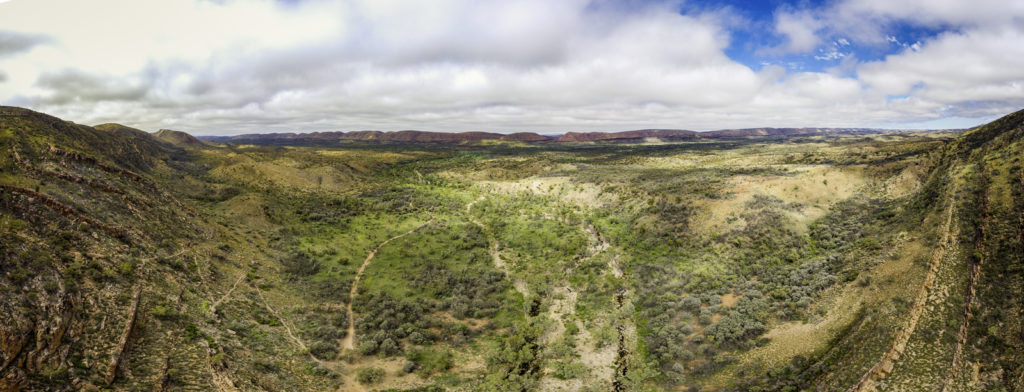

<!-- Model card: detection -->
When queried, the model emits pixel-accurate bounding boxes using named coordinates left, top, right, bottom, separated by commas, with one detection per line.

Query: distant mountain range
left=198, top=127, right=891, bottom=144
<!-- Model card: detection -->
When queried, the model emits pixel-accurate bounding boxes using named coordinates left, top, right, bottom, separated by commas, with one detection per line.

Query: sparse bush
left=402, top=360, right=418, bottom=374
left=117, top=261, right=135, bottom=275
left=857, top=274, right=872, bottom=287
left=8, top=267, right=30, bottom=284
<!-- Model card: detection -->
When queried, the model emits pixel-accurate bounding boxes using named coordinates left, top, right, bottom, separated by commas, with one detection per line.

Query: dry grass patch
left=695, top=165, right=867, bottom=234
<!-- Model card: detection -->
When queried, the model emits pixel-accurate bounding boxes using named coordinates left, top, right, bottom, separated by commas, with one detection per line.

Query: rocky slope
left=0, top=106, right=339, bottom=391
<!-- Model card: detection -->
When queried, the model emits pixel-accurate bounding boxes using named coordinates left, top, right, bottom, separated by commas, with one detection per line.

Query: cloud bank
left=0, top=0, right=1021, bottom=134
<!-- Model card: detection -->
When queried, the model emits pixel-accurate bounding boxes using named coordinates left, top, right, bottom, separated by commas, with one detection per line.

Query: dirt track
left=339, top=218, right=434, bottom=354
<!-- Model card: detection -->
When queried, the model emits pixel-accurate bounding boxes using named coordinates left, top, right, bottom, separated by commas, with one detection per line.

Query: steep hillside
left=867, top=109, right=1024, bottom=391
left=0, top=107, right=374, bottom=391
left=1, top=107, right=208, bottom=390
left=735, top=109, right=1024, bottom=392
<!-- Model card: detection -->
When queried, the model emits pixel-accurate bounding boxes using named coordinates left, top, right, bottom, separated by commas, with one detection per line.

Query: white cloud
left=0, top=0, right=1019, bottom=133
left=836, top=0, right=1024, bottom=29
left=859, top=27, right=1024, bottom=106
left=772, top=11, right=823, bottom=53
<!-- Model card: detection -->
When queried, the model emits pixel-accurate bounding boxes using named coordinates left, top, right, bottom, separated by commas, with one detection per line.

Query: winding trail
left=338, top=217, right=434, bottom=354
left=256, top=289, right=308, bottom=353
left=209, top=272, right=246, bottom=315
left=849, top=197, right=957, bottom=392
left=254, top=287, right=350, bottom=375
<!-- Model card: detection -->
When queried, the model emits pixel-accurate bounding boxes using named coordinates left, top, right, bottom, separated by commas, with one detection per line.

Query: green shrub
left=184, top=324, right=202, bottom=342
left=553, top=360, right=586, bottom=380
left=117, top=261, right=135, bottom=275
left=309, top=341, right=338, bottom=360
left=150, top=302, right=177, bottom=320
left=356, top=367, right=384, bottom=385
left=358, top=341, right=378, bottom=356
left=8, top=267, right=30, bottom=284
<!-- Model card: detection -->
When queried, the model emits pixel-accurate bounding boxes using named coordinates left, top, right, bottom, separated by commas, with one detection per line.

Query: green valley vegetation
left=1, top=105, right=1023, bottom=391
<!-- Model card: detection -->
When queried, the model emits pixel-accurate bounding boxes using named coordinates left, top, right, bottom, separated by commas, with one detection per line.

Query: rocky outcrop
left=105, top=286, right=142, bottom=386
left=0, top=294, right=75, bottom=392
left=0, top=185, right=126, bottom=238
left=48, top=145, right=149, bottom=185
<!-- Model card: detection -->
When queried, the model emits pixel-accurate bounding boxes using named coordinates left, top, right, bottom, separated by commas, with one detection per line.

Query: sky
left=0, top=0, right=1022, bottom=135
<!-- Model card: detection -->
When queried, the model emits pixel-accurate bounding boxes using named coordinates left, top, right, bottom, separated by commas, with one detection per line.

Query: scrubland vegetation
left=2, top=106, right=1023, bottom=391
